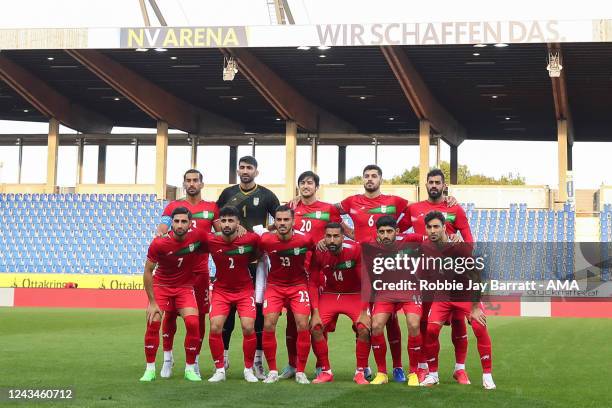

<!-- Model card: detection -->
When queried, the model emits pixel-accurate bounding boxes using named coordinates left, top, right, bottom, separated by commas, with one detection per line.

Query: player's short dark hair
left=427, top=168, right=445, bottom=183
left=274, top=204, right=294, bottom=218
left=425, top=211, right=445, bottom=225
left=298, top=171, right=320, bottom=187
left=376, top=215, right=396, bottom=229
left=171, top=206, right=192, bottom=220
left=219, top=206, right=240, bottom=219
left=239, top=155, right=258, bottom=168
left=183, top=168, right=203, bottom=182
left=325, top=222, right=344, bottom=233
left=363, top=164, right=382, bottom=177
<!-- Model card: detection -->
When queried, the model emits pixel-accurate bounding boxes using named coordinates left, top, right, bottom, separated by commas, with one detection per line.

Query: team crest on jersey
left=294, top=247, right=300, bottom=255
left=238, top=246, right=245, bottom=254
left=189, top=243, right=195, bottom=252
left=253, top=197, right=260, bottom=206
left=381, top=205, right=387, bottom=213
left=316, top=210, right=321, bottom=219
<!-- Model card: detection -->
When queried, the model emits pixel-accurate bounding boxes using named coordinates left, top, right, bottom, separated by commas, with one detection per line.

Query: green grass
left=0, top=308, right=610, bottom=407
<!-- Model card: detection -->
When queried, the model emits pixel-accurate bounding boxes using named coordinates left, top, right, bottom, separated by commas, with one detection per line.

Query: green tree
left=386, top=161, right=525, bottom=185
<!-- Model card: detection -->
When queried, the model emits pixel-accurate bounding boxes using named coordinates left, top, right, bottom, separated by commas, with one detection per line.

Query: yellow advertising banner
left=0, top=274, right=143, bottom=290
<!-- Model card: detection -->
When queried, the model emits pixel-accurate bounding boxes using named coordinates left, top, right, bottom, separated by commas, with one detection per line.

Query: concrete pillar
left=97, top=144, right=106, bottom=184
left=229, top=145, right=238, bottom=184
left=133, top=138, right=139, bottom=184
left=338, top=145, right=346, bottom=184
left=419, top=120, right=431, bottom=200
left=76, top=138, right=84, bottom=184
left=450, top=144, right=458, bottom=185
left=285, top=120, right=297, bottom=200
left=17, top=137, right=23, bottom=184
left=155, top=120, right=168, bottom=200
left=557, top=119, right=568, bottom=203
left=310, top=136, right=318, bottom=172
left=190, top=135, right=198, bottom=168
left=46, top=118, right=59, bottom=192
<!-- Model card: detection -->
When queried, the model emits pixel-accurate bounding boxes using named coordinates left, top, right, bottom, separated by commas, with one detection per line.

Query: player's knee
left=295, top=320, right=309, bottom=332
left=263, top=321, right=276, bottom=332
left=356, top=327, right=370, bottom=342
left=241, top=326, right=255, bottom=336
left=371, top=320, right=385, bottom=335
left=210, top=322, right=223, bottom=333
left=311, top=328, right=324, bottom=341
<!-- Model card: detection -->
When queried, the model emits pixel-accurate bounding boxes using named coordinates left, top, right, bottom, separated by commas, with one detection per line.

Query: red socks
left=161, top=311, right=177, bottom=352
left=451, top=319, right=468, bottom=365
left=355, top=338, right=371, bottom=370
left=144, top=320, right=161, bottom=363
left=243, top=332, right=257, bottom=369
left=371, top=333, right=388, bottom=373
left=311, top=337, right=330, bottom=371
left=262, top=330, right=278, bottom=371
left=407, top=333, right=423, bottom=373
left=209, top=331, right=225, bottom=369
left=183, top=315, right=200, bottom=365
left=196, top=312, right=207, bottom=355
left=424, top=323, right=442, bottom=373
left=296, top=329, right=310, bottom=373
left=471, top=321, right=492, bottom=373
left=386, top=317, right=403, bottom=368
left=285, top=312, right=298, bottom=368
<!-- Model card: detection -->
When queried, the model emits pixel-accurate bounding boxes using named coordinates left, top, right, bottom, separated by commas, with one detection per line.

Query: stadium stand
left=0, top=195, right=579, bottom=281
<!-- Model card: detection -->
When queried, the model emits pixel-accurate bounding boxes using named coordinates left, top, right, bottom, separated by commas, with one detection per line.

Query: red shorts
left=263, top=284, right=311, bottom=316
left=318, top=293, right=362, bottom=332
left=372, top=301, right=422, bottom=316
left=422, top=301, right=465, bottom=324
left=428, top=301, right=485, bottom=323
left=193, top=274, right=210, bottom=314
left=209, top=286, right=256, bottom=319
left=154, top=286, right=198, bottom=312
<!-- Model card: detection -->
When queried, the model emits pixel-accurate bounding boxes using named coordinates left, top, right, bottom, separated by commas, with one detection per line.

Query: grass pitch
left=0, top=308, right=609, bottom=407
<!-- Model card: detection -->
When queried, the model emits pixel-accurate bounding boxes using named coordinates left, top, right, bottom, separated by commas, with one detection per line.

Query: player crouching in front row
left=140, top=207, right=208, bottom=382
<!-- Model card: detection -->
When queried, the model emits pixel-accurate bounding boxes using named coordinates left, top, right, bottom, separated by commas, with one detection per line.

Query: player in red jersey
left=365, top=215, right=427, bottom=386
left=333, top=164, right=411, bottom=382
left=419, top=211, right=495, bottom=390
left=206, top=206, right=261, bottom=383
left=259, top=205, right=315, bottom=384
left=140, top=207, right=209, bottom=382
left=399, top=169, right=473, bottom=384
left=156, top=169, right=219, bottom=379
left=308, top=222, right=371, bottom=385
left=281, top=171, right=346, bottom=379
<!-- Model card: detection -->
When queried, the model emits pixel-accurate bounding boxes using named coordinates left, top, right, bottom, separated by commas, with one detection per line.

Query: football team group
left=140, top=156, right=495, bottom=389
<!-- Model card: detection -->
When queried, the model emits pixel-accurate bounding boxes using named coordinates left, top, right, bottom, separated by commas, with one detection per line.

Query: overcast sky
left=0, top=0, right=611, bottom=188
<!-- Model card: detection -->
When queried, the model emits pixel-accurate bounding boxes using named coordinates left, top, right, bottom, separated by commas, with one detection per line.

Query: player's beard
left=300, top=189, right=314, bottom=199
left=240, top=174, right=254, bottom=184
left=428, top=187, right=442, bottom=200
left=364, top=182, right=379, bottom=193
left=222, top=227, right=236, bottom=237
left=326, top=243, right=339, bottom=252
left=173, top=227, right=187, bottom=237
left=186, top=187, right=201, bottom=197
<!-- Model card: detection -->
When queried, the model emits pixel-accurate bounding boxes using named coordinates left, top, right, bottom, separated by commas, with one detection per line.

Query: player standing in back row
left=216, top=156, right=280, bottom=378
left=156, top=169, right=219, bottom=379
left=398, top=168, right=473, bottom=385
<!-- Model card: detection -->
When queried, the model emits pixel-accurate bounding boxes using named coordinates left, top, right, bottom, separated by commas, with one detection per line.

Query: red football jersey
left=311, top=240, right=362, bottom=294
left=207, top=232, right=260, bottom=292
left=339, top=194, right=409, bottom=243
left=161, top=199, right=219, bottom=274
left=398, top=200, right=473, bottom=243
left=294, top=200, right=342, bottom=241
left=147, top=229, right=209, bottom=287
left=259, top=231, right=315, bottom=287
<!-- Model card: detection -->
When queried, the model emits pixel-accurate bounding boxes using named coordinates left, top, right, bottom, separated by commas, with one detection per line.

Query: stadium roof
left=0, top=41, right=610, bottom=143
